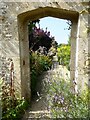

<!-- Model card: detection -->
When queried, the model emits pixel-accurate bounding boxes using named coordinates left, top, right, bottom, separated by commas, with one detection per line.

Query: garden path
left=22, top=65, right=70, bottom=119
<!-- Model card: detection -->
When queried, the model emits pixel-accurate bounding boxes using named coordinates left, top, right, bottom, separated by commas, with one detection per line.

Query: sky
left=36, top=17, right=71, bottom=45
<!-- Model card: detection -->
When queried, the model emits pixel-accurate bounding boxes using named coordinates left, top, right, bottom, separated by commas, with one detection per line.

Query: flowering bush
left=28, top=20, right=54, bottom=52
left=44, top=75, right=89, bottom=118
left=30, top=51, right=52, bottom=96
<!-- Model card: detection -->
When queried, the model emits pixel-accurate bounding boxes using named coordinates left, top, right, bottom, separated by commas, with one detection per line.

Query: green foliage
left=30, top=52, right=52, bottom=95
left=2, top=99, right=28, bottom=120
left=57, top=44, right=70, bottom=70
left=28, top=19, right=40, bottom=34
left=1, top=81, right=29, bottom=120
left=46, top=76, right=89, bottom=118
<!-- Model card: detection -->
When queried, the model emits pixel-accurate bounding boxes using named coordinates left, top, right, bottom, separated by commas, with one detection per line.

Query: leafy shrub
left=1, top=81, right=29, bottom=120
left=30, top=52, right=52, bottom=96
left=57, top=44, right=70, bottom=70
left=45, top=75, right=89, bottom=118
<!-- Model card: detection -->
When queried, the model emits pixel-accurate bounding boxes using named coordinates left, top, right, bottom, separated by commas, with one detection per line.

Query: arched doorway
left=17, top=7, right=79, bottom=100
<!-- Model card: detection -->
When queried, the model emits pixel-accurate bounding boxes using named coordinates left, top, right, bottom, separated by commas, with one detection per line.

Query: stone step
left=22, top=110, right=51, bottom=120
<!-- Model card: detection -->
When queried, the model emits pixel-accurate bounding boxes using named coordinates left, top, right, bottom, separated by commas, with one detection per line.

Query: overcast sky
left=36, top=17, right=71, bottom=44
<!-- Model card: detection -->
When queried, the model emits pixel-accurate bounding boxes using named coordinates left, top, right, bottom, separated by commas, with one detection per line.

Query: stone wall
left=0, top=1, right=90, bottom=100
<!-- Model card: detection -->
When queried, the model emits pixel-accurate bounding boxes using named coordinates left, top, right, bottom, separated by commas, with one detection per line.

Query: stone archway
left=18, top=7, right=79, bottom=100
left=1, top=2, right=89, bottom=101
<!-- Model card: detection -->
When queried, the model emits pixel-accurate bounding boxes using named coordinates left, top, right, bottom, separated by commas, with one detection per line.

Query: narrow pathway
left=22, top=65, right=70, bottom=119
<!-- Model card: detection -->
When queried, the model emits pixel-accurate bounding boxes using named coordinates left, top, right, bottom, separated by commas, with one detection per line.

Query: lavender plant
left=44, top=73, right=89, bottom=118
